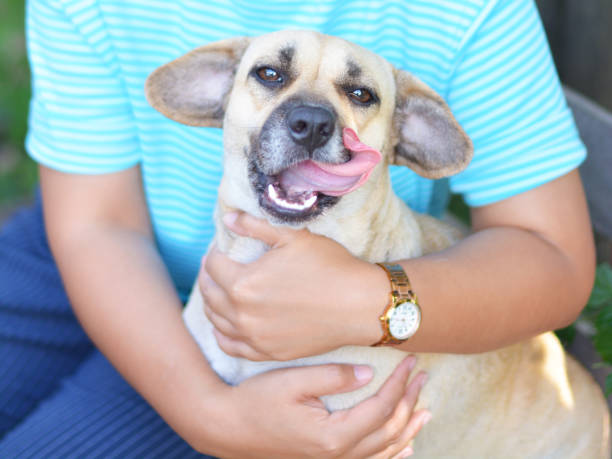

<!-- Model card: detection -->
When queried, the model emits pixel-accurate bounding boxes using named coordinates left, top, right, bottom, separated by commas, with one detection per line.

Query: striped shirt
left=26, top=0, right=585, bottom=298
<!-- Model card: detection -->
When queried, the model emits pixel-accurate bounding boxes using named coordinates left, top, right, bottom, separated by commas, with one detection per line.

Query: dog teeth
left=267, top=183, right=317, bottom=211
left=301, top=193, right=318, bottom=208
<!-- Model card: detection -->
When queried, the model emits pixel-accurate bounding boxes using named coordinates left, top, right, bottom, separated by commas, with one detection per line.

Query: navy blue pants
left=0, top=195, right=210, bottom=458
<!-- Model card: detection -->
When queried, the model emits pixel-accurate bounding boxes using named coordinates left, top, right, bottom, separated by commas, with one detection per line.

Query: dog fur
left=146, top=30, right=610, bottom=458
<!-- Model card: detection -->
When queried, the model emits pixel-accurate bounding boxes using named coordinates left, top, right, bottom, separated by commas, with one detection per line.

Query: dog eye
left=347, top=88, right=376, bottom=105
left=255, top=67, right=283, bottom=83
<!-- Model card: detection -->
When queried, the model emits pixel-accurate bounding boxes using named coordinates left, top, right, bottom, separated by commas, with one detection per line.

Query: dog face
left=146, top=30, right=472, bottom=224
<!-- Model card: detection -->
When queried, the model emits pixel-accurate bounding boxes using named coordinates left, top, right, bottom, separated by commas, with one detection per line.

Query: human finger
left=222, top=211, right=298, bottom=248
left=199, top=259, right=241, bottom=321
left=212, top=327, right=272, bottom=361
left=359, top=372, right=428, bottom=458
left=403, top=371, right=427, bottom=421
left=329, top=356, right=417, bottom=443
left=202, top=300, right=238, bottom=340
left=204, top=244, right=248, bottom=294
left=386, top=409, right=432, bottom=459
left=269, top=363, right=375, bottom=401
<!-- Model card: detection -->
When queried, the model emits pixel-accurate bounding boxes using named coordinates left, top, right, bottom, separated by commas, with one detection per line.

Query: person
left=0, top=0, right=594, bottom=457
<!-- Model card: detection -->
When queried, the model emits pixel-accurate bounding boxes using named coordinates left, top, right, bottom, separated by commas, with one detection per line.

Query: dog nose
left=287, top=106, right=334, bottom=151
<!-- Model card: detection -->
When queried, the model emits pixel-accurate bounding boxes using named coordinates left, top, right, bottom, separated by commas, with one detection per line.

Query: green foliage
left=554, top=323, right=576, bottom=347
left=587, top=263, right=612, bottom=314
left=447, top=193, right=471, bottom=226
left=0, top=1, right=37, bottom=205
left=585, top=263, right=612, bottom=394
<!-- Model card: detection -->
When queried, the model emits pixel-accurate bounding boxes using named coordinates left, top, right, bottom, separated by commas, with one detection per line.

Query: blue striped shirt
left=26, top=0, right=585, bottom=298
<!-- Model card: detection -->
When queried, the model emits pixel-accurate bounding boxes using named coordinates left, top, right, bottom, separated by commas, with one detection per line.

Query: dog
left=145, top=30, right=610, bottom=458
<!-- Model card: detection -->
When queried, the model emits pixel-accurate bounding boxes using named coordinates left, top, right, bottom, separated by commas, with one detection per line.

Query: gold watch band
left=372, top=263, right=419, bottom=347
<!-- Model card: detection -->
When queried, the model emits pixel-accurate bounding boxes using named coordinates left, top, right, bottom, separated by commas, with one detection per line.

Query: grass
left=0, top=1, right=37, bottom=207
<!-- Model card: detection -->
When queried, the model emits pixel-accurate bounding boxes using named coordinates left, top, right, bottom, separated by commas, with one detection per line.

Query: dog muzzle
left=275, top=128, right=382, bottom=198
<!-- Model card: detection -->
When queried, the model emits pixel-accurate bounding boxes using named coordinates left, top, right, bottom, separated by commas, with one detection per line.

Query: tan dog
left=146, top=30, right=609, bottom=458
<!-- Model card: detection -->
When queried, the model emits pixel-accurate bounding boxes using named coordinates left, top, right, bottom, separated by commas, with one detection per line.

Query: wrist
left=182, top=383, right=240, bottom=455
left=350, top=260, right=391, bottom=346
left=372, top=262, right=422, bottom=346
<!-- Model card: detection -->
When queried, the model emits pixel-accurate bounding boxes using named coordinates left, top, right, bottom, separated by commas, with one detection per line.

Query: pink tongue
left=279, top=128, right=382, bottom=197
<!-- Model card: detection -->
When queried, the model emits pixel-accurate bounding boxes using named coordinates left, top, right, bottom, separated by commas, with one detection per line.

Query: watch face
left=389, top=301, right=421, bottom=340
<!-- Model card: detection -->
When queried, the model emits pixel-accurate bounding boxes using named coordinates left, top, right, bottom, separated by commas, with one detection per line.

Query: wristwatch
left=372, top=263, right=421, bottom=346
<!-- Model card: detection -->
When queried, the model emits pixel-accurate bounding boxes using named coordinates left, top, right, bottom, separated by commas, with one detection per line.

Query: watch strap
left=372, top=263, right=418, bottom=347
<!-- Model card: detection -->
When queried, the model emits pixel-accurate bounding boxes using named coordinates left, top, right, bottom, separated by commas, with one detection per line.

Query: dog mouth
left=266, top=181, right=319, bottom=212
left=254, top=162, right=341, bottom=222
left=254, top=128, right=382, bottom=222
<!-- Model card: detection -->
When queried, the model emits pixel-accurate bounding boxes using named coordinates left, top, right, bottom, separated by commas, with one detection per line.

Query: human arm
left=200, top=0, right=595, bottom=360
left=39, top=164, right=219, bottom=444
left=39, top=164, right=430, bottom=458
left=202, top=168, right=594, bottom=358
left=399, top=168, right=595, bottom=352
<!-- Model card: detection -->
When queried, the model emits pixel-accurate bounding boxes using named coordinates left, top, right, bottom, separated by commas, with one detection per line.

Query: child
left=0, top=0, right=594, bottom=456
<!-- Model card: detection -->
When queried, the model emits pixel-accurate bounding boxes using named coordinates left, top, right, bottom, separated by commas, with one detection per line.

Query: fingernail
left=399, top=445, right=414, bottom=457
left=405, top=355, right=417, bottom=371
left=222, top=212, right=239, bottom=227
left=353, top=365, right=373, bottom=383
left=421, top=410, right=432, bottom=426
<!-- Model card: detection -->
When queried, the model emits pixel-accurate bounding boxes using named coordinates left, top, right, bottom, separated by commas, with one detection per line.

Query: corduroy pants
left=0, top=194, right=210, bottom=458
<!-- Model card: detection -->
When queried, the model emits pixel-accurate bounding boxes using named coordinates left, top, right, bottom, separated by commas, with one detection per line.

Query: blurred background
left=538, top=0, right=612, bottom=111
left=0, top=2, right=33, bottom=215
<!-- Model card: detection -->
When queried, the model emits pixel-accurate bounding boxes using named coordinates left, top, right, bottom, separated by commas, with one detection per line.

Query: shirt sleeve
left=25, top=0, right=140, bottom=174
left=447, top=0, right=585, bottom=207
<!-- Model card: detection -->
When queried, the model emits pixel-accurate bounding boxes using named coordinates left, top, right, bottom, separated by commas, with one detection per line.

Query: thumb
left=280, top=364, right=374, bottom=399
left=223, top=211, right=294, bottom=247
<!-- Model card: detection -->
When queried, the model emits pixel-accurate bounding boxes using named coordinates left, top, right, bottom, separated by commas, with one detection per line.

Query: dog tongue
left=279, top=128, right=382, bottom=197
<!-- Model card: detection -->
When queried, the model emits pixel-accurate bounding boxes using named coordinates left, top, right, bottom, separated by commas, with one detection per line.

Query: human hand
left=204, top=356, right=429, bottom=458
left=200, top=211, right=388, bottom=361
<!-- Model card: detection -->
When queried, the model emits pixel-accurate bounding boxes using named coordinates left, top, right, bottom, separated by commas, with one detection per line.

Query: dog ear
left=145, top=37, right=251, bottom=127
left=392, top=69, right=473, bottom=179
